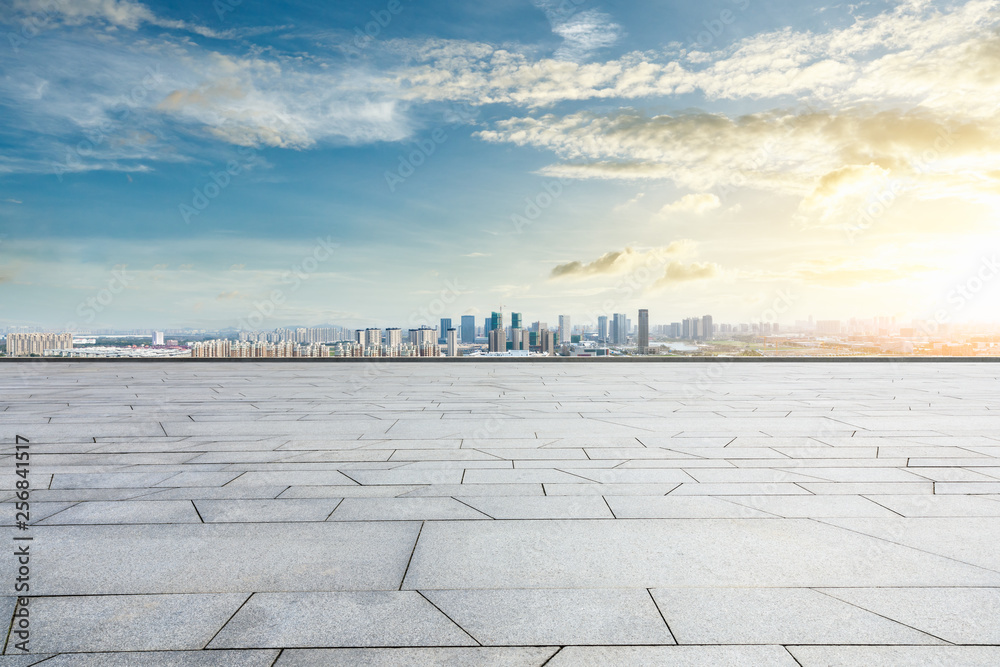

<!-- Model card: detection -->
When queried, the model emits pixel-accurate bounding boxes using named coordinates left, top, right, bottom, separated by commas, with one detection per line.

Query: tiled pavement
left=1, top=360, right=1000, bottom=665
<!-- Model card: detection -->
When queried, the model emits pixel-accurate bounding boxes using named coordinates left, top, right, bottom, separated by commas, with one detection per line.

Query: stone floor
left=1, top=360, right=1000, bottom=666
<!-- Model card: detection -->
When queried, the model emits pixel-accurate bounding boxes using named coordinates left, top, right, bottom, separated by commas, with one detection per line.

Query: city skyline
left=2, top=1, right=1000, bottom=328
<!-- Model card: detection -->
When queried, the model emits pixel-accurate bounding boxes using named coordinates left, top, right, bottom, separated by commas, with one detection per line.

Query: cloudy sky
left=1, top=0, right=999, bottom=330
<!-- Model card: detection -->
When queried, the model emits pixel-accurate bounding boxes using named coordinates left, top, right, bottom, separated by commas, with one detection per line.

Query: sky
left=1, top=0, right=999, bottom=330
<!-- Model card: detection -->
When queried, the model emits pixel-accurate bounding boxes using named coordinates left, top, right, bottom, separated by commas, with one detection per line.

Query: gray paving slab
left=17, top=522, right=420, bottom=594
left=650, top=587, right=943, bottom=645
left=208, top=591, right=477, bottom=648
left=456, top=495, right=613, bottom=519
left=329, top=497, right=491, bottom=521
left=546, top=645, right=800, bottom=666
left=424, top=588, right=674, bottom=645
left=274, top=647, right=557, bottom=666
left=5, top=594, right=247, bottom=653
left=787, top=646, right=1000, bottom=666
left=401, top=519, right=1000, bottom=590
left=819, top=587, right=1000, bottom=644
left=27, top=651, right=280, bottom=666
left=194, top=499, right=343, bottom=522
left=35, top=500, right=201, bottom=525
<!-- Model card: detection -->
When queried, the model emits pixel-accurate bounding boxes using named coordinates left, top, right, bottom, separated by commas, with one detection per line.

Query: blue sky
left=1, top=0, right=999, bottom=330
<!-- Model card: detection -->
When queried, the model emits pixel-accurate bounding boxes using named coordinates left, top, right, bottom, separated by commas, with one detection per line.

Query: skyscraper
left=612, top=313, right=627, bottom=345
left=597, top=315, right=608, bottom=344
left=446, top=328, right=457, bottom=357
left=638, top=309, right=649, bottom=354
left=702, top=315, right=713, bottom=341
left=491, top=312, right=503, bottom=332
left=439, top=318, right=452, bottom=344
left=460, top=315, right=475, bottom=343
left=558, top=315, right=571, bottom=347
left=511, top=312, right=522, bottom=330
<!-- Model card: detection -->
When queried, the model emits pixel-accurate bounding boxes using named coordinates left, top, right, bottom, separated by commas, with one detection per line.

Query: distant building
left=152, top=331, right=165, bottom=346
left=816, top=320, right=841, bottom=335
left=446, top=328, right=457, bottom=357
left=638, top=309, right=649, bottom=354
left=558, top=315, right=571, bottom=347
left=439, top=318, right=452, bottom=344
left=612, top=313, right=627, bottom=345
left=598, top=315, right=609, bottom=344
left=511, top=312, right=522, bottom=330
left=6, top=333, right=73, bottom=357
left=702, top=315, right=713, bottom=341
left=385, top=328, right=403, bottom=349
left=460, top=315, right=475, bottom=343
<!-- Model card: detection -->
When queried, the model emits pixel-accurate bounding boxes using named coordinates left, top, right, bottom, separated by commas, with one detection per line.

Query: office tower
left=693, top=318, right=703, bottom=339
left=521, top=329, right=531, bottom=351
left=385, top=328, right=402, bottom=348
left=511, top=312, right=522, bottom=330
left=612, top=313, right=627, bottom=345
left=491, top=312, right=502, bottom=332
left=558, top=315, right=571, bottom=347
left=489, top=325, right=506, bottom=352
left=152, top=331, right=164, bottom=346
left=598, top=315, right=608, bottom=343
left=484, top=317, right=491, bottom=337
left=439, top=318, right=452, bottom=344
left=540, top=329, right=555, bottom=354
left=670, top=322, right=681, bottom=338
left=460, top=315, right=475, bottom=343
left=702, top=315, right=713, bottom=341
left=638, top=309, right=649, bottom=354
left=446, top=328, right=457, bottom=357
left=510, top=327, right=523, bottom=350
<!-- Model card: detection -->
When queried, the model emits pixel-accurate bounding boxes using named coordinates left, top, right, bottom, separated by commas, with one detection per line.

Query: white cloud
left=531, top=1, right=623, bottom=61
left=658, top=193, right=721, bottom=216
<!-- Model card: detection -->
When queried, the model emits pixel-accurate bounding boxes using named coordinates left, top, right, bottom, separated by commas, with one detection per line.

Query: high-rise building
left=511, top=312, right=522, bottom=330
left=558, top=315, right=571, bottom=347
left=488, top=324, right=506, bottom=352
left=612, top=313, right=627, bottom=345
left=5, top=333, right=74, bottom=357
left=460, top=315, right=475, bottom=343
left=510, top=327, right=523, bottom=350
left=446, top=328, right=457, bottom=357
left=439, top=318, right=452, bottom=344
left=638, top=309, right=649, bottom=354
left=597, top=316, right=609, bottom=344
left=152, top=331, right=165, bottom=346
left=540, top=329, right=555, bottom=354
left=385, top=328, right=402, bottom=348
left=702, top=315, right=713, bottom=341
left=490, top=312, right=503, bottom=332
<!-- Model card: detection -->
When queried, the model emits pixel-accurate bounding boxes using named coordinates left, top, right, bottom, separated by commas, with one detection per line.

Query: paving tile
left=31, top=651, right=280, bottom=666
left=819, top=587, right=1000, bottom=644
left=329, top=497, right=491, bottom=521
left=456, top=495, right=613, bottom=519
left=605, top=496, right=775, bottom=519
left=864, top=494, right=1000, bottom=517
left=719, top=495, right=897, bottom=518
left=547, top=645, right=800, bottom=666
left=274, top=647, right=557, bottom=666
left=6, top=594, right=247, bottom=653
left=195, top=499, right=342, bottom=522
left=424, top=588, right=674, bottom=645
left=36, top=501, right=201, bottom=525
left=24, top=522, right=421, bottom=595
left=401, top=519, right=1000, bottom=590
left=651, top=588, right=943, bottom=645
left=787, top=646, right=1000, bottom=667
left=208, top=592, right=476, bottom=648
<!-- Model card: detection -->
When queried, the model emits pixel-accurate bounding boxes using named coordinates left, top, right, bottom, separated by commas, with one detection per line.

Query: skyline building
left=439, top=318, right=452, bottom=344
left=598, top=316, right=609, bottom=344
left=511, top=312, right=522, bottom=330
left=460, top=315, right=475, bottom=343
left=558, top=315, right=571, bottom=347
left=638, top=309, right=649, bottom=354
left=446, top=328, right=457, bottom=357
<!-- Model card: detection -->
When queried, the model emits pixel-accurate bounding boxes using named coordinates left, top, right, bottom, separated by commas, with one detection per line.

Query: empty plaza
left=2, top=360, right=1000, bottom=665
